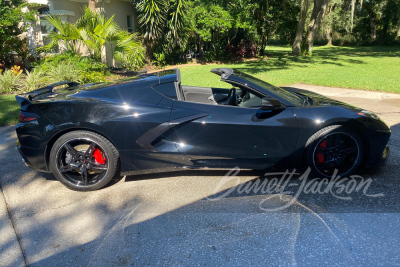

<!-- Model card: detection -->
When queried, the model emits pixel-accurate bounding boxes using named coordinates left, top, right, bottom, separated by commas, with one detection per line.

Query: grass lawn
left=1, top=45, right=399, bottom=126
left=180, top=45, right=400, bottom=93
left=0, top=95, right=19, bottom=126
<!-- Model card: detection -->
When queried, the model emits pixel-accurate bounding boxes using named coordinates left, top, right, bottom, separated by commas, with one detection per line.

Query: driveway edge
left=0, top=183, right=27, bottom=267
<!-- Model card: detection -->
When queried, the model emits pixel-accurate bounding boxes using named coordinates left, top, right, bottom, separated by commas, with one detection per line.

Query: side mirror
left=261, top=97, right=285, bottom=111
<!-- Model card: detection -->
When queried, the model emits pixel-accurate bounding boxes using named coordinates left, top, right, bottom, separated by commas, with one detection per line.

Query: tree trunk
left=380, top=2, right=393, bottom=43
left=302, top=0, right=330, bottom=55
left=326, top=25, right=333, bottom=45
left=350, top=0, right=356, bottom=33
left=88, top=0, right=96, bottom=11
left=396, top=6, right=400, bottom=39
left=397, top=18, right=400, bottom=38
left=365, top=2, right=377, bottom=41
left=370, top=15, right=377, bottom=41
left=324, top=4, right=335, bottom=46
left=292, top=0, right=309, bottom=56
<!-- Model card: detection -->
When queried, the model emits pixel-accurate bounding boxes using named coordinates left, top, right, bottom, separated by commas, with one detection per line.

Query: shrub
left=33, top=52, right=107, bottom=73
left=313, top=36, right=329, bottom=46
left=203, top=51, right=214, bottom=62
left=153, top=52, right=166, bottom=68
left=245, top=42, right=258, bottom=58
left=47, top=61, right=81, bottom=83
left=80, top=71, right=108, bottom=84
left=22, top=69, right=46, bottom=92
left=224, top=42, right=258, bottom=61
left=0, top=69, right=22, bottom=94
left=116, top=50, right=146, bottom=71
left=11, top=65, right=23, bottom=75
left=332, top=34, right=357, bottom=46
left=33, top=52, right=110, bottom=84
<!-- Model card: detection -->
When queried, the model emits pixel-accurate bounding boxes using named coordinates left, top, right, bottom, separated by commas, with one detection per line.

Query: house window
left=127, top=16, right=133, bottom=33
left=38, top=6, right=59, bottom=53
left=40, top=17, right=58, bottom=52
left=38, top=6, right=50, bottom=15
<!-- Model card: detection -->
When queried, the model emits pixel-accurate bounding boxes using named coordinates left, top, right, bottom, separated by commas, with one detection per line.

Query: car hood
left=283, top=87, right=362, bottom=111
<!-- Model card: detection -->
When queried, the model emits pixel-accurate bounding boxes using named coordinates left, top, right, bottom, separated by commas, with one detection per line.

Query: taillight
left=19, top=111, right=37, bottom=123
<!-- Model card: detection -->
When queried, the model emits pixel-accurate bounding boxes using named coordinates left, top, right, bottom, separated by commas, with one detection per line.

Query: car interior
left=175, top=70, right=263, bottom=108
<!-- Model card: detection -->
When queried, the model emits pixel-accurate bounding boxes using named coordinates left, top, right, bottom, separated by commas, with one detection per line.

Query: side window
left=237, top=90, right=262, bottom=108
left=153, top=82, right=178, bottom=100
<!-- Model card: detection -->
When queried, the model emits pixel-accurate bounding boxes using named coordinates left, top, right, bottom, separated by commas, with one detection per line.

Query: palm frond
left=169, top=0, right=188, bottom=38
left=136, top=0, right=168, bottom=39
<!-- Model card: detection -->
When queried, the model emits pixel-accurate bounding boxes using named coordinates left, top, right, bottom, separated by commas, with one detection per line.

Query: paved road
left=0, top=85, right=399, bottom=266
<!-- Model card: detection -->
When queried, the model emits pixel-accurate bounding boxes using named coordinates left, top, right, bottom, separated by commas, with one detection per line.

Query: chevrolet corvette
left=15, top=68, right=390, bottom=191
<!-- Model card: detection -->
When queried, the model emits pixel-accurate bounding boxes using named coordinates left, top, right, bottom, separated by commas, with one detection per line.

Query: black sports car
left=15, top=68, right=390, bottom=191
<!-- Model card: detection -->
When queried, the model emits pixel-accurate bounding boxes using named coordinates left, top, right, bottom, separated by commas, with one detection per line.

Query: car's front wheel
left=305, top=125, right=363, bottom=178
left=49, top=131, right=119, bottom=191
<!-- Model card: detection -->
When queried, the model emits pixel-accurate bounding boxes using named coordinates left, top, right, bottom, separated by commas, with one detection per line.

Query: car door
left=168, top=99, right=299, bottom=169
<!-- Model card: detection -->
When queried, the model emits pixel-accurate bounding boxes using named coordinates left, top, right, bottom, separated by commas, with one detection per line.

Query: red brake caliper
left=316, top=139, right=327, bottom=164
left=92, top=148, right=106, bottom=165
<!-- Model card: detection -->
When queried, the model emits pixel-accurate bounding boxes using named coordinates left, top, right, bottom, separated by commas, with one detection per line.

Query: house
left=25, top=0, right=137, bottom=65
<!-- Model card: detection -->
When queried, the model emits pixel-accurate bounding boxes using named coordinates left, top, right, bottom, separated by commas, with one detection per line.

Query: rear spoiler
left=26, top=81, right=79, bottom=101
left=15, top=81, right=79, bottom=108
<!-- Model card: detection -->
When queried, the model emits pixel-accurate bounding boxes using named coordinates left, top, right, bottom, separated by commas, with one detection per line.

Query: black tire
left=305, top=125, right=363, bottom=178
left=49, top=131, right=119, bottom=191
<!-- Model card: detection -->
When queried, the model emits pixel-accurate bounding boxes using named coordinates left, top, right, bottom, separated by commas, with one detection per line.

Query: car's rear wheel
left=305, top=125, right=363, bottom=178
left=49, top=131, right=119, bottom=191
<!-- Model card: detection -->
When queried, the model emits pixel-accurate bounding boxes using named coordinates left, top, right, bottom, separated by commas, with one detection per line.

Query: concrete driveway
left=1, top=85, right=400, bottom=266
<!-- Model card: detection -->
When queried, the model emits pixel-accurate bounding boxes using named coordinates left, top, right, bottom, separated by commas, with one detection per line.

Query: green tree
left=322, top=0, right=352, bottom=45
left=247, top=0, right=299, bottom=55
left=190, top=0, right=298, bottom=57
left=352, top=0, right=400, bottom=44
left=192, top=3, right=232, bottom=58
left=0, top=0, right=37, bottom=62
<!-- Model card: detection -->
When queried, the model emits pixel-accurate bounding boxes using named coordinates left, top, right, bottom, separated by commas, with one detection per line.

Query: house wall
left=27, top=0, right=136, bottom=33
left=103, top=0, right=136, bottom=31
left=51, top=1, right=83, bottom=23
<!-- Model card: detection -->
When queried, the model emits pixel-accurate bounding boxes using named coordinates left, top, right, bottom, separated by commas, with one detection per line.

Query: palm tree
left=75, top=8, right=121, bottom=60
left=44, top=15, right=80, bottom=53
left=133, top=0, right=189, bottom=57
left=44, top=7, right=145, bottom=63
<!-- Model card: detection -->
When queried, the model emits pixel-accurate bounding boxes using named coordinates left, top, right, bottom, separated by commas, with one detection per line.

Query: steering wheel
left=226, top=87, right=237, bottom=106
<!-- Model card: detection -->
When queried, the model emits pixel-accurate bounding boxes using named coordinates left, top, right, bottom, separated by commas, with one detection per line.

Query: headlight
left=358, top=110, right=380, bottom=120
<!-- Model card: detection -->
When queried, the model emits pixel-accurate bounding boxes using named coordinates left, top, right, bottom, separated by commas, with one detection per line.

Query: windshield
left=234, top=71, right=304, bottom=106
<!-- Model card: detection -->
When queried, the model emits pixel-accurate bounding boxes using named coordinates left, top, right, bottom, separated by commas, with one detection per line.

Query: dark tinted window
left=153, top=82, right=178, bottom=100
left=233, top=71, right=304, bottom=106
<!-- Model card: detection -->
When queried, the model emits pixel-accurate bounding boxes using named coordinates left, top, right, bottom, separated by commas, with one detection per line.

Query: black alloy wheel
left=306, top=125, right=363, bottom=178
left=50, top=131, right=119, bottom=191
